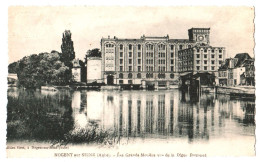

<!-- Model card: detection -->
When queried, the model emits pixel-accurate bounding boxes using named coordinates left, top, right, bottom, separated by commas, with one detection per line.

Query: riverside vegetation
left=7, top=89, right=117, bottom=145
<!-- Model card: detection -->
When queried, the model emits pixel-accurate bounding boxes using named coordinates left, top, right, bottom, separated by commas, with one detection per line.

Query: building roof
left=234, top=53, right=252, bottom=67
left=219, top=53, right=254, bottom=71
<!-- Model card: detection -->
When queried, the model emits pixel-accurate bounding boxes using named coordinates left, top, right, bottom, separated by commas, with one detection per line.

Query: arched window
left=170, top=73, right=174, bottom=79
left=137, top=73, right=141, bottom=78
left=138, top=44, right=141, bottom=50
left=120, top=44, right=123, bottom=50
left=128, top=73, right=132, bottom=79
left=129, top=44, right=132, bottom=50
left=119, top=73, right=123, bottom=79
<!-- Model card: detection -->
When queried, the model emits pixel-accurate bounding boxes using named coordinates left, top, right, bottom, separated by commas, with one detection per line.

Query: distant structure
left=100, top=28, right=226, bottom=88
left=86, top=50, right=102, bottom=83
left=72, top=59, right=81, bottom=82
left=8, top=73, right=18, bottom=87
left=178, top=30, right=225, bottom=73
left=217, top=53, right=254, bottom=86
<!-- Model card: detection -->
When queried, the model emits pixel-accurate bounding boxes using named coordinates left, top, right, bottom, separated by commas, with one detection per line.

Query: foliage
left=63, top=125, right=116, bottom=145
left=60, top=30, right=75, bottom=68
left=8, top=62, right=19, bottom=73
left=7, top=89, right=74, bottom=141
left=86, top=48, right=101, bottom=57
left=16, top=52, right=72, bottom=88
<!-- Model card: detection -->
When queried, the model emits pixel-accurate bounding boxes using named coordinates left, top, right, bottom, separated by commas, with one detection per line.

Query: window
left=171, top=59, right=174, bottom=64
left=171, top=66, right=174, bottom=72
left=196, top=66, right=200, bottom=70
left=171, top=52, right=174, bottom=57
left=170, top=73, right=174, bottom=78
left=120, top=44, right=123, bottom=50
left=128, top=80, right=132, bottom=84
left=219, top=61, right=222, bottom=65
left=204, top=54, right=207, bottom=58
left=138, top=59, right=141, bottom=64
left=197, top=49, right=200, bottom=53
left=204, top=66, right=207, bottom=70
left=129, top=66, right=132, bottom=72
left=129, top=44, right=132, bottom=50
left=211, top=54, right=215, bottom=58
left=138, top=66, right=141, bottom=72
left=120, top=66, right=123, bottom=72
left=211, top=66, right=215, bottom=70
left=196, top=60, right=200, bottom=64
left=119, top=80, right=123, bottom=84
left=204, top=60, right=207, bottom=64
left=197, top=54, right=200, bottom=58
left=119, top=73, right=123, bottom=78
left=120, top=59, right=123, bottom=64
left=138, top=44, right=141, bottom=50
left=179, top=45, right=183, bottom=50
left=219, top=49, right=222, bottom=53
left=120, top=52, right=123, bottom=57
left=138, top=52, right=141, bottom=57
left=204, top=49, right=207, bottom=53
left=128, top=73, right=132, bottom=79
left=137, top=73, right=141, bottom=78
left=171, top=45, right=174, bottom=50
left=211, top=60, right=215, bottom=64
left=129, top=59, right=132, bottom=64
left=219, top=55, right=222, bottom=58
left=188, top=45, right=191, bottom=48
left=211, top=49, right=215, bottom=53
left=129, top=52, right=132, bottom=57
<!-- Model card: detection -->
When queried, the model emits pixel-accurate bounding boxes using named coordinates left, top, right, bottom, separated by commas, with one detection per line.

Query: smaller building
left=86, top=55, right=102, bottom=84
left=178, top=45, right=225, bottom=73
left=72, top=59, right=81, bottom=82
left=217, top=53, right=254, bottom=86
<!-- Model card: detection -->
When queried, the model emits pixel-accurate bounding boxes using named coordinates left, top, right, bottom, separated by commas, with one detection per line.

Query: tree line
left=8, top=30, right=88, bottom=88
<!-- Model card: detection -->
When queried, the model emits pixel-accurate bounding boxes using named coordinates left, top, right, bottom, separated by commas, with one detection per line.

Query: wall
left=87, top=58, right=102, bottom=83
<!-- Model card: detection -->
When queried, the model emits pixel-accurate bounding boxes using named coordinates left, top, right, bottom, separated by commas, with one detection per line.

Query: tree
left=60, top=30, right=75, bottom=68
left=16, top=52, right=71, bottom=88
left=86, top=48, right=101, bottom=57
left=8, top=62, right=19, bottom=73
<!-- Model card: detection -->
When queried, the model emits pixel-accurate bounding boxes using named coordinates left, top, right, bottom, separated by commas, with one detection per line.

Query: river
left=6, top=87, right=255, bottom=156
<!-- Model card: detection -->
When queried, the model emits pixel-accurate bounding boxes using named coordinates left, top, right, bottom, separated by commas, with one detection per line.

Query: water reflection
left=7, top=88, right=255, bottom=143
left=73, top=90, right=255, bottom=143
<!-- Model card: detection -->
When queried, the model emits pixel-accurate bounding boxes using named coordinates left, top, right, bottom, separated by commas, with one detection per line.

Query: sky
left=8, top=6, right=255, bottom=63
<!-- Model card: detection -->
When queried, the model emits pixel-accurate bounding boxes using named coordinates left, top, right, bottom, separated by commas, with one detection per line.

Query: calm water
left=7, top=87, right=255, bottom=144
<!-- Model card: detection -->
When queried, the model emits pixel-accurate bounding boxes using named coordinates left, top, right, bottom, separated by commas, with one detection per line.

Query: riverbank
left=201, top=86, right=255, bottom=99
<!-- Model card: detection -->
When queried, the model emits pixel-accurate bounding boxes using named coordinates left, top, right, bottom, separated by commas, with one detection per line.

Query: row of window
left=119, top=52, right=143, bottom=58
left=158, top=66, right=166, bottom=72
left=119, top=59, right=142, bottom=64
left=119, top=65, right=174, bottom=72
left=158, top=59, right=166, bottom=64
left=117, top=44, right=192, bottom=51
left=119, top=51, right=173, bottom=58
left=120, top=66, right=142, bottom=72
left=146, top=59, right=153, bottom=64
left=196, top=66, right=218, bottom=71
left=158, top=52, right=166, bottom=58
left=196, top=54, right=222, bottom=59
left=196, top=49, right=223, bottom=53
left=196, top=60, right=222, bottom=64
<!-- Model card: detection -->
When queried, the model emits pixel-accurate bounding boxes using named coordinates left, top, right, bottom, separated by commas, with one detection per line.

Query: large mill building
left=101, top=28, right=225, bottom=88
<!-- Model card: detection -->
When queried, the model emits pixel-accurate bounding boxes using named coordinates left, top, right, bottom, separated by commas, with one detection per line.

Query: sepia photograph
left=6, top=5, right=256, bottom=158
